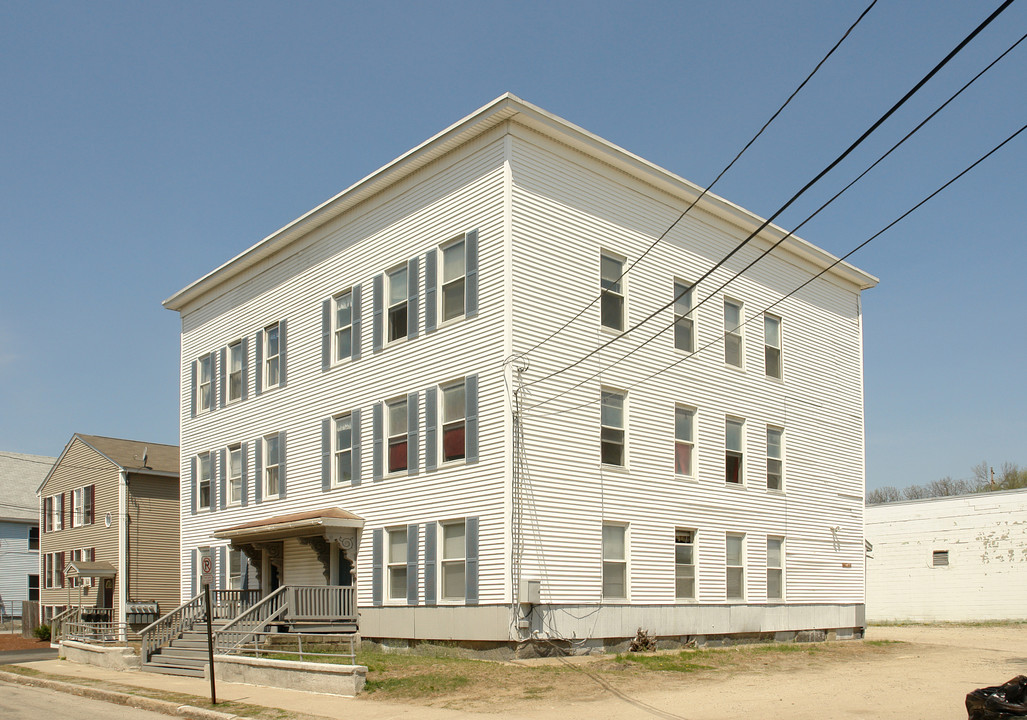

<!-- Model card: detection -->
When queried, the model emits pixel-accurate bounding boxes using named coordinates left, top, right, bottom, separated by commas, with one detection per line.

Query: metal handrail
left=64, top=621, right=135, bottom=645
left=139, top=589, right=260, bottom=662
left=213, top=586, right=289, bottom=656
left=50, top=606, right=81, bottom=644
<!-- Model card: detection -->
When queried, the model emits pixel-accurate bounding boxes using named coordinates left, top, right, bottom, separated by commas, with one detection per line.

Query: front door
left=100, top=578, right=114, bottom=609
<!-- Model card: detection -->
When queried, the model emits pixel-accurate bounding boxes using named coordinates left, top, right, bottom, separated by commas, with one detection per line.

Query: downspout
left=118, top=470, right=129, bottom=641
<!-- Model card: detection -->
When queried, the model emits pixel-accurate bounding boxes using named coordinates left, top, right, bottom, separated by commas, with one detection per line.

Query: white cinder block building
left=865, top=489, right=1027, bottom=623
left=163, top=94, right=877, bottom=653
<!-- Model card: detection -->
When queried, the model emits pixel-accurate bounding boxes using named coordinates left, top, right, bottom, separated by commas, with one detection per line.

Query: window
left=198, top=452, right=212, bottom=510
left=228, top=341, right=243, bottom=402
left=726, top=533, right=745, bottom=599
left=334, top=290, right=353, bottom=361
left=441, top=239, right=466, bottom=322
left=724, top=299, right=743, bottom=367
left=228, top=444, right=242, bottom=505
left=71, top=486, right=92, bottom=527
left=767, top=427, right=783, bottom=491
left=48, top=494, right=62, bottom=531
left=198, top=354, right=212, bottom=412
left=43, top=496, right=52, bottom=533
left=387, top=266, right=408, bottom=343
left=675, top=529, right=696, bottom=600
left=441, top=521, right=466, bottom=601
left=264, top=323, right=281, bottom=388
left=68, top=549, right=83, bottom=587
left=229, top=549, right=243, bottom=589
left=387, top=527, right=408, bottom=601
left=767, top=537, right=784, bottom=599
left=674, top=281, right=694, bottom=352
left=264, top=435, right=280, bottom=497
left=602, top=524, right=627, bottom=599
left=933, top=550, right=949, bottom=567
left=387, top=398, right=408, bottom=473
left=28, top=574, right=39, bottom=602
left=675, top=406, right=695, bottom=477
left=601, top=389, right=625, bottom=466
left=764, top=314, right=782, bottom=379
left=441, top=381, right=466, bottom=462
left=28, top=527, right=38, bottom=550
left=600, top=252, right=624, bottom=330
left=726, top=418, right=744, bottom=484
left=334, top=413, right=353, bottom=485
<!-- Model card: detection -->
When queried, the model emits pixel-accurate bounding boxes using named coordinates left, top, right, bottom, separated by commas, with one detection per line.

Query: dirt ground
left=0, top=634, right=50, bottom=652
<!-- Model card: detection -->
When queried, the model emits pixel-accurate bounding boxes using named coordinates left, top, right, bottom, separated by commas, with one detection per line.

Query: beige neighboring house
left=38, top=434, right=179, bottom=632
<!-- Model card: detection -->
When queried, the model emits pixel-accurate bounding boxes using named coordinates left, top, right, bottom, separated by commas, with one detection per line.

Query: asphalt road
left=0, top=680, right=172, bottom=720
left=0, top=647, right=58, bottom=664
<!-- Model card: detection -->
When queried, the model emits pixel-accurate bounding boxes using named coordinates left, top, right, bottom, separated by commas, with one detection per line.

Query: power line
left=518, top=0, right=1016, bottom=395
left=524, top=30, right=1027, bottom=414
left=517, top=0, right=880, bottom=361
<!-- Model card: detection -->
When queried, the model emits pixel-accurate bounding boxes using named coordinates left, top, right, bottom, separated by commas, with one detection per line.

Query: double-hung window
left=767, top=537, right=784, bottom=599
left=387, top=266, right=408, bottom=343
left=29, top=527, right=39, bottom=550
left=72, top=487, right=85, bottom=527
left=227, top=341, right=243, bottom=403
left=198, top=452, right=212, bottom=510
left=334, top=413, right=353, bottom=485
left=726, top=418, right=744, bottom=484
left=334, top=290, right=353, bottom=361
left=675, top=529, right=696, bottom=600
left=387, top=527, right=408, bottom=601
left=601, top=389, right=626, bottom=466
left=198, top=354, right=213, bottom=412
left=228, top=549, right=243, bottom=590
left=724, top=299, right=743, bottom=368
left=675, top=406, right=695, bottom=477
left=674, top=281, right=694, bottom=352
left=441, top=381, right=466, bottom=462
left=387, top=398, right=408, bottom=473
left=600, top=252, right=625, bottom=330
left=228, top=444, right=242, bottom=505
left=602, top=524, right=627, bottom=599
left=264, top=323, right=281, bottom=389
left=767, top=427, right=783, bottom=491
left=726, top=533, right=745, bottom=599
left=264, top=435, right=280, bottom=498
left=764, top=314, right=782, bottom=379
left=441, top=521, right=466, bottom=601
left=441, top=239, right=466, bottom=322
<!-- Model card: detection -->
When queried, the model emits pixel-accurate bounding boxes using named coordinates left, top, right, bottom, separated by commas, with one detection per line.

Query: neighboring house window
left=602, top=524, right=627, bottom=600
left=933, top=550, right=949, bottom=567
left=334, top=413, right=353, bottom=485
left=387, top=527, right=408, bottom=602
left=726, top=418, right=744, bottom=484
left=334, top=290, right=354, bottom=362
left=198, top=452, right=212, bottom=510
left=198, top=354, right=213, bottom=412
left=441, top=520, right=466, bottom=601
left=228, top=444, right=242, bottom=505
left=387, top=265, right=408, bottom=343
left=767, top=427, right=783, bottom=491
left=601, top=389, right=626, bottom=466
left=28, top=574, right=39, bottom=602
left=441, top=238, right=466, bottom=322
left=48, top=495, right=62, bottom=532
left=724, top=299, right=743, bottom=368
left=675, top=406, right=695, bottom=477
left=29, top=527, right=39, bottom=550
left=674, top=281, right=694, bottom=352
left=726, top=533, right=745, bottom=599
left=441, top=380, right=466, bottom=463
left=264, top=434, right=281, bottom=498
left=264, top=322, right=281, bottom=389
left=767, top=537, right=784, bottom=599
left=600, top=252, right=625, bottom=330
left=765, top=314, right=782, bottom=379
left=228, top=341, right=243, bottom=402
left=387, top=398, right=408, bottom=473
left=675, top=528, right=696, bottom=600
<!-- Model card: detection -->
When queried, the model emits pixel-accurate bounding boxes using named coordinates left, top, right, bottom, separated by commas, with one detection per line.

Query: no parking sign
left=200, top=547, right=213, bottom=586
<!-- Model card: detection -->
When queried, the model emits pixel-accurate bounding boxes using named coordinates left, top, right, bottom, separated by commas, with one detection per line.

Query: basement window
left=932, top=550, right=949, bottom=567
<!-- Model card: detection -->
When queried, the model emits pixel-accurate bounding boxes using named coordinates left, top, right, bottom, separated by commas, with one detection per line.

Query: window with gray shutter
left=351, top=408, right=362, bottom=486
left=190, top=457, right=197, bottom=515
left=254, top=437, right=263, bottom=504
left=255, top=330, right=264, bottom=396
left=218, top=448, right=226, bottom=511
left=278, top=430, right=287, bottom=498
left=424, top=248, right=437, bottom=333
left=209, top=351, right=218, bottom=410
left=241, top=336, right=249, bottom=401
left=466, top=374, right=479, bottom=464
left=465, top=517, right=479, bottom=605
left=465, top=229, right=478, bottom=318
left=407, top=391, right=419, bottom=475
left=321, top=417, right=331, bottom=492
left=190, top=360, right=198, bottom=418
left=372, top=528, right=383, bottom=607
left=423, top=522, right=436, bottom=606
left=372, top=274, right=384, bottom=352
left=372, top=403, right=383, bottom=481
left=321, top=299, right=331, bottom=371
left=240, top=442, right=249, bottom=507
left=351, top=284, right=362, bottom=361
left=219, top=348, right=227, bottom=408
left=407, top=256, right=419, bottom=340
left=278, top=320, right=287, bottom=387
left=407, top=523, right=419, bottom=605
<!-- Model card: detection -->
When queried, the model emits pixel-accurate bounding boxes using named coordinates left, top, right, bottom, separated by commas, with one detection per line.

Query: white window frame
left=440, top=520, right=466, bottom=602
left=386, top=398, right=408, bottom=474
left=724, top=298, right=744, bottom=368
left=726, top=417, right=745, bottom=485
left=386, top=265, right=408, bottom=344
left=764, top=314, right=782, bottom=379
left=602, top=523, right=628, bottom=600
left=767, top=426, right=784, bottom=491
left=228, top=549, right=243, bottom=589
left=227, top=340, right=243, bottom=403
left=264, top=435, right=280, bottom=499
left=334, top=289, right=354, bottom=362
left=387, top=526, right=408, bottom=603
left=72, top=487, right=84, bottom=528
left=197, top=452, right=212, bottom=510
left=767, top=536, right=784, bottom=600
left=197, top=354, right=212, bottom=412
left=673, top=280, right=695, bottom=353
left=675, top=528, right=696, bottom=600
left=440, top=380, right=466, bottom=463
left=333, top=413, right=353, bottom=486
left=440, top=237, right=466, bottom=324
left=601, top=388, right=626, bottom=467
left=228, top=444, right=242, bottom=505
left=264, top=322, right=281, bottom=389
left=675, top=405, right=695, bottom=478
left=600, top=251, right=625, bottom=331
left=726, top=533, right=745, bottom=600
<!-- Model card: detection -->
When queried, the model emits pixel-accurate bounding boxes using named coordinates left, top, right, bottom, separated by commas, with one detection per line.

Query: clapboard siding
left=127, top=475, right=180, bottom=615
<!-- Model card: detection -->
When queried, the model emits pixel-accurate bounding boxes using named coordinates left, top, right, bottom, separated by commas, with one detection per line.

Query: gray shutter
left=424, top=248, right=437, bottom=333
left=352, top=283, right=362, bottom=361
left=241, top=336, right=249, bottom=401
left=190, top=457, right=197, bottom=515
left=278, top=320, right=287, bottom=387
left=254, top=437, right=263, bottom=504
left=278, top=430, right=287, bottom=499
left=407, top=256, right=419, bottom=340
left=372, top=403, right=383, bottom=481
left=372, top=274, right=383, bottom=352
left=219, top=348, right=227, bottom=409
left=424, top=523, right=436, bottom=606
left=218, top=448, right=226, bottom=511
left=465, top=229, right=478, bottom=318
left=466, top=373, right=479, bottom=464
left=321, top=299, right=331, bottom=371
left=209, top=351, right=218, bottom=411
left=352, top=408, right=362, bottom=486
left=407, top=391, right=419, bottom=476
left=425, top=386, right=438, bottom=472
left=240, top=442, right=249, bottom=507
left=255, top=330, right=264, bottom=396
left=218, top=546, right=227, bottom=590
left=321, top=417, right=331, bottom=492
left=190, top=360, right=197, bottom=418
left=372, top=528, right=383, bottom=607
left=191, top=549, right=197, bottom=598
left=465, top=516, right=479, bottom=605
left=407, top=523, right=419, bottom=605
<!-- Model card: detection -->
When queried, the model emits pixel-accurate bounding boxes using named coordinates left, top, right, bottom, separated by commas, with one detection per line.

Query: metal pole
left=204, top=584, right=217, bottom=705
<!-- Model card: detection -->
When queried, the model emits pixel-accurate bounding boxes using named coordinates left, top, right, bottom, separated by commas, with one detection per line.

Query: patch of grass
left=364, top=672, right=471, bottom=696
left=864, top=640, right=903, bottom=647
left=615, top=653, right=714, bottom=673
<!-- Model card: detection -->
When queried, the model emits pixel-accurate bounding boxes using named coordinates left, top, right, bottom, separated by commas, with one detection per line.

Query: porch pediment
left=213, top=507, right=364, bottom=543
left=66, top=560, right=117, bottom=578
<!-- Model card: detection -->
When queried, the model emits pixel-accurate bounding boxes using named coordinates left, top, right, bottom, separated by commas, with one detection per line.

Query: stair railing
left=213, top=586, right=289, bottom=656
left=50, top=606, right=81, bottom=645
left=139, top=592, right=205, bottom=662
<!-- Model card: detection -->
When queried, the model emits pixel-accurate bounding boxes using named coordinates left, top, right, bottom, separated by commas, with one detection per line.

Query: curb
left=0, top=669, right=245, bottom=720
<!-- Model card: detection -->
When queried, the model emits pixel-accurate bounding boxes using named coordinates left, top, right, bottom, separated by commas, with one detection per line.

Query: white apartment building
left=164, top=94, right=877, bottom=652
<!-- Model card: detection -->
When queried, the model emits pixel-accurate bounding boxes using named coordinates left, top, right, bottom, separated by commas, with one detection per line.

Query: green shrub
left=34, top=624, right=51, bottom=641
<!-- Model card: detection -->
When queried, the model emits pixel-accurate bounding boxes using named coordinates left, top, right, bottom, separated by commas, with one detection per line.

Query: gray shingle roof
left=0, top=452, right=56, bottom=521
left=74, top=434, right=179, bottom=475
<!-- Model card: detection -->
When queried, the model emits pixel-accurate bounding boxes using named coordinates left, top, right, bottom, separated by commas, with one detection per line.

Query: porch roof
left=213, top=507, right=364, bottom=542
left=66, top=560, right=117, bottom=578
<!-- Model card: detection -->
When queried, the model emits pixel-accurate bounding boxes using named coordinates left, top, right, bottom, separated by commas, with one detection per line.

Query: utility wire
left=517, top=0, right=880, bottom=360
left=524, top=30, right=1027, bottom=414
left=518, top=0, right=1016, bottom=395
left=527, top=120, right=1027, bottom=419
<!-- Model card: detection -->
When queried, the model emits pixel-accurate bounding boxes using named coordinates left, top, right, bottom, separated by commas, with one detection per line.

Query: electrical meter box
left=519, top=578, right=541, bottom=604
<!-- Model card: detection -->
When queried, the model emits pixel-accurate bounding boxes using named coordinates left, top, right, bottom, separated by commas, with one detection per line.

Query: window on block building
left=387, top=398, right=409, bottom=473
left=264, top=435, right=280, bottom=498
left=764, top=314, right=782, bottom=379
left=388, top=527, right=408, bottom=602
left=387, top=266, right=408, bottom=343
left=197, top=453, right=212, bottom=510
left=441, top=238, right=466, bottom=322
left=767, top=427, right=783, bottom=491
left=675, top=529, right=696, bottom=600
left=726, top=533, right=745, bottom=599
left=675, top=406, right=695, bottom=477
left=724, top=299, right=743, bottom=368
left=602, top=524, right=627, bottom=600
left=674, top=281, right=694, bottom=352
left=726, top=418, right=744, bottom=484
left=441, top=521, right=465, bottom=601
left=601, top=389, right=626, bottom=466
left=767, top=537, right=784, bottom=599
left=600, top=252, right=625, bottom=330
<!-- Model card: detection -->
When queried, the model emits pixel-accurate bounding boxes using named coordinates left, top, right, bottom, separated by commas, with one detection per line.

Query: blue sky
left=1, top=1, right=1023, bottom=490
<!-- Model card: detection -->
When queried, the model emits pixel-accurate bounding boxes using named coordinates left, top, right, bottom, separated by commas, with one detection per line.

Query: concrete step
left=171, top=638, right=211, bottom=650
left=141, top=662, right=206, bottom=678
left=152, top=650, right=208, bottom=667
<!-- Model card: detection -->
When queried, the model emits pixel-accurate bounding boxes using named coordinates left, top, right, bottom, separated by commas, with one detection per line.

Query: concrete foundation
left=59, top=640, right=140, bottom=670
left=213, top=654, right=366, bottom=697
